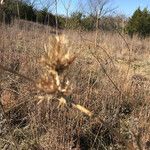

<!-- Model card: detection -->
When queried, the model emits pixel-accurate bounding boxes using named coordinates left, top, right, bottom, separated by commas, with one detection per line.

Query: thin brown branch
left=90, top=50, right=122, bottom=94
left=0, top=64, right=34, bottom=82
left=79, top=33, right=116, bottom=68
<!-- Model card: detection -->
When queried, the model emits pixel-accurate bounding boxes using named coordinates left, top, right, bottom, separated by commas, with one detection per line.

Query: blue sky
left=114, top=0, right=150, bottom=16
left=56, top=0, right=150, bottom=17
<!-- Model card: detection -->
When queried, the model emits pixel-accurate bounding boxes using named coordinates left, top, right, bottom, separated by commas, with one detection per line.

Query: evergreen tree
left=126, top=7, right=150, bottom=37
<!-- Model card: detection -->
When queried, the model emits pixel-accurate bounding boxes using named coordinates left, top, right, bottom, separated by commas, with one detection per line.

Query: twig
left=0, top=64, right=34, bottom=82
left=90, top=50, right=122, bottom=94
left=116, top=30, right=131, bottom=83
left=79, top=33, right=116, bottom=68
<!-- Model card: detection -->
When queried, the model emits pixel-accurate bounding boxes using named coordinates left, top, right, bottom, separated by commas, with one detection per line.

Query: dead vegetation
left=0, top=20, right=150, bottom=150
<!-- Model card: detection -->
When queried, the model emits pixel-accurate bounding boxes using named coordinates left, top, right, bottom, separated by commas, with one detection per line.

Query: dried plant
left=0, top=35, right=92, bottom=117
left=36, top=35, right=74, bottom=94
left=36, top=35, right=92, bottom=116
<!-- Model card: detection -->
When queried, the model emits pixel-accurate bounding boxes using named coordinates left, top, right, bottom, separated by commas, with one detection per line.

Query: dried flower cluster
left=36, top=35, right=75, bottom=95
left=36, top=35, right=92, bottom=116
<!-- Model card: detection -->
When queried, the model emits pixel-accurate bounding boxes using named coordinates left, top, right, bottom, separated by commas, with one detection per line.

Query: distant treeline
left=1, top=1, right=150, bottom=37
left=0, top=0, right=56, bottom=26
left=0, top=0, right=125, bottom=31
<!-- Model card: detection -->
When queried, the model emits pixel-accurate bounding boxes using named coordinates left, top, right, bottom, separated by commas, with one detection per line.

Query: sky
left=114, top=0, right=150, bottom=16
left=56, top=0, right=150, bottom=17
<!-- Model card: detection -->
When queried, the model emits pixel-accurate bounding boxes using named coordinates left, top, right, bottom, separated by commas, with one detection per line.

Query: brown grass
left=0, top=20, right=150, bottom=150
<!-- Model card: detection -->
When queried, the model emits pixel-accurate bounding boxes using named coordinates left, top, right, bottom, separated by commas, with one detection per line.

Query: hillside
left=0, top=20, right=150, bottom=150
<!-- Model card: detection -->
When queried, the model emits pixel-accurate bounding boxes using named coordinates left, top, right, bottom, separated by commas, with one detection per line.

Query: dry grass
left=0, top=20, right=150, bottom=150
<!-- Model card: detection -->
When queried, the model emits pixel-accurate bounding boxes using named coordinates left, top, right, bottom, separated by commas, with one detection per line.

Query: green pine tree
left=126, top=7, right=150, bottom=37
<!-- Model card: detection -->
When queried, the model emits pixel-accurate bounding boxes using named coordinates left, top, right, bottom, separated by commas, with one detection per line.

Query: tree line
left=0, top=0, right=56, bottom=26
left=0, top=0, right=150, bottom=37
left=0, top=0, right=125, bottom=31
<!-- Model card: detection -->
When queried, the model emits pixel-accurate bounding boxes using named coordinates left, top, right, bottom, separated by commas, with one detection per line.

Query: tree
left=67, top=11, right=83, bottom=29
left=126, top=7, right=150, bottom=37
left=88, top=0, right=113, bottom=16
left=87, top=0, right=115, bottom=46
left=0, top=0, right=4, bottom=23
left=18, top=1, right=36, bottom=21
left=0, top=0, right=57, bottom=26
left=0, top=0, right=36, bottom=23
left=61, top=0, right=72, bottom=27
left=36, top=8, right=56, bottom=26
left=1, top=0, right=17, bottom=23
left=81, top=14, right=95, bottom=31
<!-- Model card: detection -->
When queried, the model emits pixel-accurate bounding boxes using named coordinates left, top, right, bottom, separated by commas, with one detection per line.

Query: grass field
left=0, top=20, right=150, bottom=150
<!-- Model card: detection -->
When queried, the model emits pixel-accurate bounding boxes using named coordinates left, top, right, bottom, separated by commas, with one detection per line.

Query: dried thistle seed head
left=40, top=35, right=76, bottom=73
left=36, top=70, right=59, bottom=94
left=36, top=80, right=57, bottom=94
left=36, top=35, right=76, bottom=108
